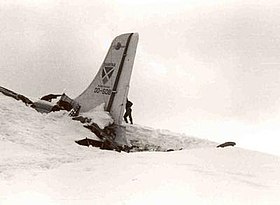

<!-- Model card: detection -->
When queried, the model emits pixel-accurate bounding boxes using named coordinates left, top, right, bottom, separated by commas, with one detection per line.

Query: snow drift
left=1, top=94, right=280, bottom=205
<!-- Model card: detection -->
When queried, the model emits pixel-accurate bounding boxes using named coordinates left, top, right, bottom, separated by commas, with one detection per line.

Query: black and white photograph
left=1, top=0, right=280, bottom=204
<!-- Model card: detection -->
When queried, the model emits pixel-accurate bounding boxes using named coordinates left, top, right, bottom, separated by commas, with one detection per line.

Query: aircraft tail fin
left=75, top=33, right=139, bottom=125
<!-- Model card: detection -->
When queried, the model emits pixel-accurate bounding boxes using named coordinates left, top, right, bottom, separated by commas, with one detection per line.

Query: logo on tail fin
left=114, top=42, right=125, bottom=50
left=114, top=42, right=122, bottom=50
left=102, top=65, right=115, bottom=84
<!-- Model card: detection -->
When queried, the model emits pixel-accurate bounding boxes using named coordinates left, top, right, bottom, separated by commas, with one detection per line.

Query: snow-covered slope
left=1, top=94, right=280, bottom=205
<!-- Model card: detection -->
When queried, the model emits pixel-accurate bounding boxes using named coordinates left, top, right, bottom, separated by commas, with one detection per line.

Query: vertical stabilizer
left=75, top=33, right=138, bottom=126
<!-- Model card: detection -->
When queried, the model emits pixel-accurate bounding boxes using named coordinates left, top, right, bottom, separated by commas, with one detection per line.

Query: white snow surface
left=1, top=94, right=280, bottom=205
left=79, top=103, right=114, bottom=129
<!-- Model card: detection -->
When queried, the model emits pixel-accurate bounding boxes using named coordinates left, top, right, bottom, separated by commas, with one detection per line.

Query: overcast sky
left=1, top=0, right=280, bottom=155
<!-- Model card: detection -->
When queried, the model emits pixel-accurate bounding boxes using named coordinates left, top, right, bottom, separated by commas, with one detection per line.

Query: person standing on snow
left=124, top=99, right=133, bottom=124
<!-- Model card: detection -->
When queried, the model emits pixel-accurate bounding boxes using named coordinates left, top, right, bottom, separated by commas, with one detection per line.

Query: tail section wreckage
left=75, top=33, right=138, bottom=123
left=0, top=33, right=139, bottom=152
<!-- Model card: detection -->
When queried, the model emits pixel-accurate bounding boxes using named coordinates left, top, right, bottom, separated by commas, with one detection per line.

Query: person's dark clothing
left=124, top=100, right=133, bottom=124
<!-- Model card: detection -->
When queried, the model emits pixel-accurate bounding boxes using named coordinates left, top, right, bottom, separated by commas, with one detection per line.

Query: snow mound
left=0, top=94, right=99, bottom=177
left=0, top=93, right=215, bottom=155
left=0, top=93, right=217, bottom=178
left=79, top=103, right=114, bottom=129
left=126, top=124, right=217, bottom=152
left=0, top=93, right=215, bottom=157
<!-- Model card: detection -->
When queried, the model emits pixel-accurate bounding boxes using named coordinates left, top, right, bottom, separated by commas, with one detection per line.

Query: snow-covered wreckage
left=0, top=33, right=139, bottom=152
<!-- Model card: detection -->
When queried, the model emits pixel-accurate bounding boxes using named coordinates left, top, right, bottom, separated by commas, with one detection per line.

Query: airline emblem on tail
left=102, top=66, right=115, bottom=84
left=114, top=42, right=122, bottom=50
